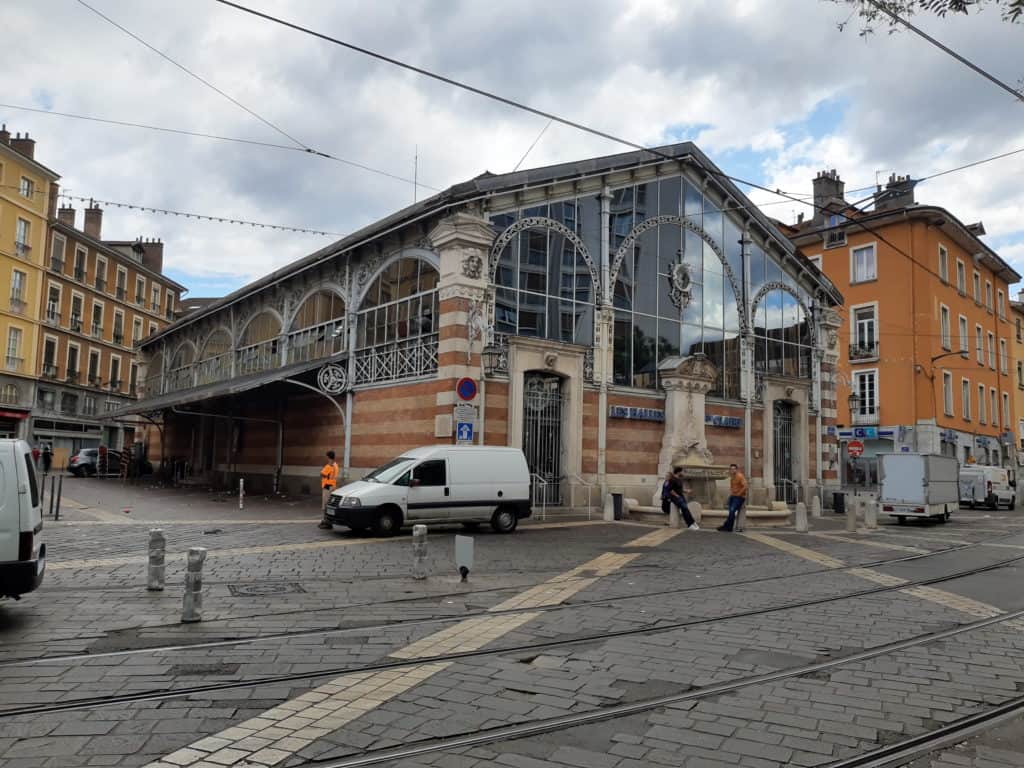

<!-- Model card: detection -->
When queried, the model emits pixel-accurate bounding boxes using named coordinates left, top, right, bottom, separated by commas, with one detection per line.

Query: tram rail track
left=3, top=547, right=1023, bottom=720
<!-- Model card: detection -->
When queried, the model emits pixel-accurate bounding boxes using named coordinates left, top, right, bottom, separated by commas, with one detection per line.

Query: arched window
left=490, top=200, right=597, bottom=347
left=238, top=311, right=282, bottom=376
left=166, top=343, right=196, bottom=391
left=288, top=290, right=346, bottom=364
left=196, top=329, right=231, bottom=385
left=752, top=287, right=813, bottom=379
left=143, top=349, right=163, bottom=396
left=610, top=177, right=742, bottom=398
left=357, top=257, right=438, bottom=349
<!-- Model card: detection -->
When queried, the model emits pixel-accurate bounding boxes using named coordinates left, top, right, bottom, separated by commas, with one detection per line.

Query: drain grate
left=227, top=582, right=307, bottom=597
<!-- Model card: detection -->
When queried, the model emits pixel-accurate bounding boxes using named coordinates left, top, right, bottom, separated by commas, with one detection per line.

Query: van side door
left=406, top=459, right=450, bottom=521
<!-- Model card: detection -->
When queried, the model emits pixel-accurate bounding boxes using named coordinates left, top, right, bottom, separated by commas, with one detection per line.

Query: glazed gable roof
left=143, top=141, right=840, bottom=347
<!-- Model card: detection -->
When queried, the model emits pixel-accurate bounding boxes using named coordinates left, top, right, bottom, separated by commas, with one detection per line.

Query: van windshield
left=364, top=457, right=416, bottom=484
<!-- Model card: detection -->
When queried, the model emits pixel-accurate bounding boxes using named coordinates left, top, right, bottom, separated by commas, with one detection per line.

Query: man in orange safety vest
left=318, top=450, right=339, bottom=529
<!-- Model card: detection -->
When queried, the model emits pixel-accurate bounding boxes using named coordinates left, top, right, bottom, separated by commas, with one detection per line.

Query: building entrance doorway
left=522, top=373, right=564, bottom=505
left=773, top=400, right=796, bottom=503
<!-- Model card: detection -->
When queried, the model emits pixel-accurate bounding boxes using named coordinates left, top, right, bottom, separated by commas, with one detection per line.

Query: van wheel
left=1010, top=497, right=1017, bottom=509
left=969, top=501, right=975, bottom=509
left=897, top=516, right=906, bottom=525
left=989, top=496, right=998, bottom=510
left=373, top=508, right=402, bottom=537
left=491, top=506, right=518, bottom=534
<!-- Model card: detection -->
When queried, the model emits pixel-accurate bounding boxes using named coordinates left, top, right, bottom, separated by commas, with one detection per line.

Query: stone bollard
left=411, top=525, right=428, bottom=580
left=795, top=502, right=808, bottom=533
left=603, top=494, right=615, bottom=522
left=864, top=500, right=878, bottom=529
left=668, top=506, right=681, bottom=529
left=846, top=497, right=858, bottom=532
left=238, top=478, right=245, bottom=510
left=147, top=529, right=166, bottom=591
left=181, top=547, right=207, bottom=623
left=810, top=494, right=822, bottom=518
left=689, top=501, right=703, bottom=524
left=736, top=503, right=747, bottom=532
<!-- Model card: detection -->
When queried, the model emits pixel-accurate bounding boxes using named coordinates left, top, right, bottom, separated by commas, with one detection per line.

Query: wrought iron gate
left=523, top=373, right=564, bottom=506
left=773, top=401, right=796, bottom=503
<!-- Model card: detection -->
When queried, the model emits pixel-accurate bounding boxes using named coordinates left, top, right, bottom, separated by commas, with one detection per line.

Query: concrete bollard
left=795, top=502, right=808, bottom=533
left=846, top=496, right=858, bottom=532
left=603, top=495, right=615, bottom=522
left=411, top=525, right=428, bottom=580
left=810, top=494, right=822, bottom=518
left=668, top=506, right=681, bottom=529
left=689, top=501, right=703, bottom=524
left=147, top=529, right=166, bottom=591
left=181, top=547, right=207, bottom=623
left=864, top=500, right=878, bottom=529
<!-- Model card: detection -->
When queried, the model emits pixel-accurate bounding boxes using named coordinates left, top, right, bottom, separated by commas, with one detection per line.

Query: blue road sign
left=456, top=422, right=474, bottom=442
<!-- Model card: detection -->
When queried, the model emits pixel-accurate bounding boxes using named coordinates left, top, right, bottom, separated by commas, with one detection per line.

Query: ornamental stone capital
left=428, top=212, right=495, bottom=252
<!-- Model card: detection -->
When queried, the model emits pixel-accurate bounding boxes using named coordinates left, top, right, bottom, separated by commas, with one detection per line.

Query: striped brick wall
left=351, top=379, right=448, bottom=468
left=606, top=393, right=664, bottom=475
left=484, top=381, right=509, bottom=447
left=582, top=390, right=599, bottom=474
left=705, top=402, right=748, bottom=473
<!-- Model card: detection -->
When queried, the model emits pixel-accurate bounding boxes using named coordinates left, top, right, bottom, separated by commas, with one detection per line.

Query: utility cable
left=512, top=120, right=553, bottom=172
left=862, top=0, right=1024, bottom=104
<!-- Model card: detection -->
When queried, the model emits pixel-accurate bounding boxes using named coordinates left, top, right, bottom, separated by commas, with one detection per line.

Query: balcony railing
left=195, top=352, right=231, bottom=386
left=825, top=229, right=847, bottom=249
left=851, top=409, right=879, bottom=426
left=166, top=366, right=195, bottom=391
left=74, top=268, right=86, bottom=281
left=8, top=295, right=26, bottom=315
left=82, top=401, right=98, bottom=416
left=95, top=277, right=106, bottom=292
left=113, top=332, right=124, bottom=346
left=45, top=306, right=61, bottom=325
left=354, top=333, right=438, bottom=385
left=848, top=342, right=879, bottom=362
left=51, top=259, right=65, bottom=274
left=116, top=287, right=126, bottom=300
left=136, top=297, right=147, bottom=309
left=91, top=323, right=103, bottom=339
left=66, top=370, right=80, bottom=384
left=14, top=241, right=31, bottom=259
left=108, top=379, right=122, bottom=391
left=236, top=338, right=280, bottom=377
left=165, top=307, right=174, bottom=320
left=42, top=363, right=58, bottom=379
left=70, top=315, right=83, bottom=333
left=88, top=374, right=101, bottom=387
left=287, top=319, right=347, bottom=365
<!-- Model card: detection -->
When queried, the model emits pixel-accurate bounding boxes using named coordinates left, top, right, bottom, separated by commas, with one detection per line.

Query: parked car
left=878, top=452, right=959, bottom=524
left=325, top=445, right=532, bottom=535
left=68, top=448, right=122, bottom=477
left=960, top=464, right=1015, bottom=509
left=0, top=439, right=45, bottom=598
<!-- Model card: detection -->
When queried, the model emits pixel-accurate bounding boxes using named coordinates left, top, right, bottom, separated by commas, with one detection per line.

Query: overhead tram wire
left=862, top=0, right=1024, bottom=105
left=75, top=0, right=309, bottom=150
left=210, top=0, right=975, bottom=277
left=0, top=103, right=441, bottom=192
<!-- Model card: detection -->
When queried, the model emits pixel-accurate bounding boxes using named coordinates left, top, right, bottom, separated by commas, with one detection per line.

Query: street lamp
left=481, top=344, right=505, bottom=378
left=847, top=390, right=861, bottom=417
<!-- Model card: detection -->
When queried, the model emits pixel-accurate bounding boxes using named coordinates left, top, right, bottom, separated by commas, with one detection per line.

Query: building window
left=962, top=378, right=971, bottom=420
left=95, top=258, right=107, bottom=292
left=42, top=337, right=58, bottom=378
left=10, top=269, right=26, bottom=314
left=136, top=276, right=145, bottom=306
left=973, top=272, right=981, bottom=303
left=988, top=332, right=996, bottom=369
left=979, top=384, right=987, bottom=423
left=74, top=247, right=86, bottom=281
left=1018, top=360, right=1024, bottom=388
left=51, top=233, right=66, bottom=272
left=939, top=304, right=951, bottom=350
left=992, top=388, right=999, bottom=427
left=5, top=327, right=22, bottom=371
left=943, top=372, right=953, bottom=416
left=998, top=290, right=1006, bottom=319
left=91, top=303, right=104, bottom=339
left=976, top=325, right=984, bottom=364
left=938, top=245, right=948, bottom=283
left=851, top=305, right=877, bottom=359
left=133, top=317, right=143, bottom=344
left=986, top=281, right=994, bottom=311
left=67, top=344, right=80, bottom=382
left=151, top=285, right=161, bottom=310
left=1004, top=392, right=1011, bottom=428
left=115, top=268, right=127, bottom=300
left=851, top=244, right=877, bottom=283
left=19, top=176, right=34, bottom=199
left=1000, top=338, right=1008, bottom=373
left=956, top=260, right=966, bottom=294
left=0, top=383, right=19, bottom=405
left=88, top=350, right=100, bottom=385
left=1018, top=316, right=1023, bottom=343
left=959, top=315, right=969, bottom=357
left=15, top=218, right=30, bottom=258
left=109, top=357, right=121, bottom=391
left=70, top=294, right=83, bottom=332
left=853, top=369, right=878, bottom=420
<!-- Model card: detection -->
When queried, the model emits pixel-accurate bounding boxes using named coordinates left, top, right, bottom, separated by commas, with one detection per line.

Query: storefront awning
left=110, top=355, right=344, bottom=418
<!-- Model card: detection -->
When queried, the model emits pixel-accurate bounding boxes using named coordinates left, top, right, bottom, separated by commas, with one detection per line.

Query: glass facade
left=491, top=174, right=815, bottom=401
left=357, top=257, right=439, bottom=349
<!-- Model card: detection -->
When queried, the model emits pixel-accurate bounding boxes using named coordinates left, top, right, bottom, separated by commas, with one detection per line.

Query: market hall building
left=122, top=143, right=843, bottom=509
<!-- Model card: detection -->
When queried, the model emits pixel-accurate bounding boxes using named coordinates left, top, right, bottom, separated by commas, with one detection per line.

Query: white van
left=326, top=446, right=532, bottom=535
left=0, top=439, right=46, bottom=598
left=960, top=464, right=1015, bottom=509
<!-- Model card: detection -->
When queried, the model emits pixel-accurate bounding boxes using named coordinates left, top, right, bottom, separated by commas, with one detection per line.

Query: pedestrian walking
left=41, top=445, right=53, bottom=475
left=719, top=463, right=748, bottom=532
left=661, top=467, right=699, bottom=530
left=318, top=450, right=340, bottom=530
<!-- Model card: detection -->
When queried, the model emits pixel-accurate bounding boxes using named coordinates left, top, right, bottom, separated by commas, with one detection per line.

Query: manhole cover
left=169, top=663, right=240, bottom=676
left=227, top=582, right=306, bottom=597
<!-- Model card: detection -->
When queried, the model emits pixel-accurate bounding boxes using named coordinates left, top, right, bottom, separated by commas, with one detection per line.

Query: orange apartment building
left=785, top=171, right=1020, bottom=488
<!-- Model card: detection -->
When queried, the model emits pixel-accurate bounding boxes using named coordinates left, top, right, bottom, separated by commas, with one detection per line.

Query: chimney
left=140, top=238, right=164, bottom=274
left=57, top=206, right=76, bottom=227
left=874, top=173, right=916, bottom=212
left=84, top=200, right=103, bottom=239
left=0, top=124, right=9, bottom=145
left=811, top=169, right=845, bottom=226
left=9, top=131, right=36, bottom=160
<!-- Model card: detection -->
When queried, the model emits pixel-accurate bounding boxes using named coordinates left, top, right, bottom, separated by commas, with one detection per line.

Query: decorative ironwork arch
left=285, top=286, right=347, bottom=331
left=609, top=215, right=748, bottom=334
left=238, top=308, right=284, bottom=345
left=488, top=216, right=600, bottom=292
left=169, top=340, right=197, bottom=368
left=199, top=326, right=233, bottom=359
left=749, top=280, right=816, bottom=341
left=354, top=247, right=439, bottom=308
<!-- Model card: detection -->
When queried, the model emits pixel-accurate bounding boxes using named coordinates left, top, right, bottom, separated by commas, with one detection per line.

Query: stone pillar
left=429, top=210, right=492, bottom=444
left=818, top=308, right=843, bottom=491
left=656, top=355, right=719, bottom=479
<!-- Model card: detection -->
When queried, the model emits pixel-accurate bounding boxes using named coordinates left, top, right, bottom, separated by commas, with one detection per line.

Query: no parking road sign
left=847, top=440, right=865, bottom=458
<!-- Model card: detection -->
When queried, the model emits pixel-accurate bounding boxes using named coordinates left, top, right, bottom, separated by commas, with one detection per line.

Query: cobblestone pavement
left=4, top=480, right=1024, bottom=767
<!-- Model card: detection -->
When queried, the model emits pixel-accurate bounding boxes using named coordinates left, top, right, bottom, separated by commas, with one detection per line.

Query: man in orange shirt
left=720, top=463, right=748, bottom=533
left=318, top=450, right=339, bottom=530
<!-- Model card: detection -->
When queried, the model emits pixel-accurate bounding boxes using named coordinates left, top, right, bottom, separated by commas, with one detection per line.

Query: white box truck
left=878, top=453, right=959, bottom=524
left=0, top=439, right=46, bottom=598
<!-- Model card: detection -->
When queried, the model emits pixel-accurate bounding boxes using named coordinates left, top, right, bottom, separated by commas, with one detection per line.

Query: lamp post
left=847, top=390, right=862, bottom=421
left=481, top=344, right=504, bottom=379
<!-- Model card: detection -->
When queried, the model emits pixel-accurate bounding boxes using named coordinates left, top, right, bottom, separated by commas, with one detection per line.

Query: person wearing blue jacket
left=661, top=467, right=699, bottom=530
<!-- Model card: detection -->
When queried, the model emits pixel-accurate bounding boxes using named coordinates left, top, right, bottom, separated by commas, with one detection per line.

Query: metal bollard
left=846, top=496, right=858, bottom=532
left=238, top=478, right=245, bottom=510
left=147, top=529, right=166, bottom=591
left=795, top=501, right=808, bottom=533
left=668, top=505, right=681, bottom=529
left=181, top=547, right=207, bottom=623
left=810, top=494, right=822, bottom=518
left=411, top=525, right=428, bottom=580
left=864, top=499, right=878, bottom=529
left=54, top=474, right=63, bottom=521
left=48, top=475, right=56, bottom=518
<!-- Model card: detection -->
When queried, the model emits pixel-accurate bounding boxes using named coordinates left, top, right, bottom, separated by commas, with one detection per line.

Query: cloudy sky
left=3, top=0, right=1022, bottom=298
